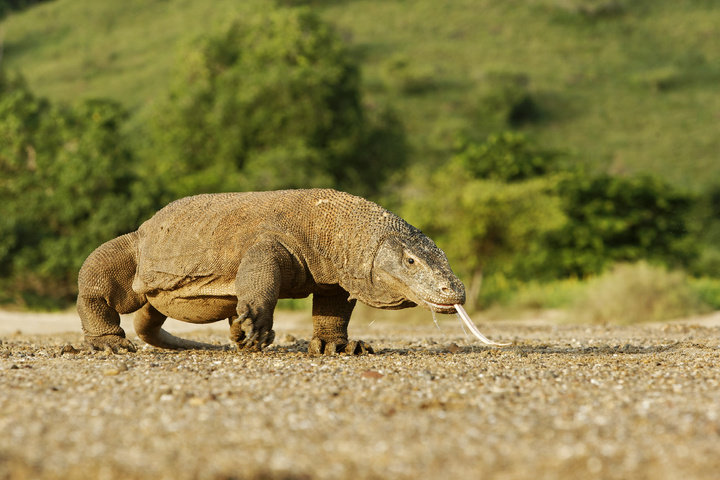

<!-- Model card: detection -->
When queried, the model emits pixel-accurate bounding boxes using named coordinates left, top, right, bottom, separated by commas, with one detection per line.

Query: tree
left=452, top=131, right=561, bottom=182
left=688, top=183, right=720, bottom=276
left=147, top=7, right=406, bottom=200
left=403, top=133, right=567, bottom=309
left=402, top=130, right=696, bottom=309
left=544, top=173, right=696, bottom=278
left=0, top=72, right=152, bottom=305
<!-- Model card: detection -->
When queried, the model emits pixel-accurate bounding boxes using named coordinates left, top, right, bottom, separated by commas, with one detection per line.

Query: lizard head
left=367, top=233, right=466, bottom=313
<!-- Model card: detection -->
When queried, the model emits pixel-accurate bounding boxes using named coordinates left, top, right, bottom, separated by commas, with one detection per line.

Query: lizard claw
left=242, top=328, right=275, bottom=351
left=84, top=335, right=137, bottom=353
left=345, top=340, right=374, bottom=355
left=231, top=316, right=275, bottom=351
left=308, top=338, right=373, bottom=355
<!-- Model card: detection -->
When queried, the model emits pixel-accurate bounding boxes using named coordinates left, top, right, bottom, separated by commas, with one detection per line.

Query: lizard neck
left=302, top=189, right=411, bottom=305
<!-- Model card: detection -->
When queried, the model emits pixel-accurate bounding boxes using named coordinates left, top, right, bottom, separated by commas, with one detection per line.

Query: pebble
left=60, top=344, right=81, bottom=355
left=445, top=342, right=462, bottom=354
left=0, top=323, right=718, bottom=479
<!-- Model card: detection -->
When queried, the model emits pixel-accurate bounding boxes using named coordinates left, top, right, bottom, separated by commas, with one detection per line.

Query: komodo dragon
left=77, top=189, right=466, bottom=354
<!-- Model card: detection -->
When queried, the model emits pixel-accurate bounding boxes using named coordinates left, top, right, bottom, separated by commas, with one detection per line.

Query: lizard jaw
left=422, top=300, right=457, bottom=314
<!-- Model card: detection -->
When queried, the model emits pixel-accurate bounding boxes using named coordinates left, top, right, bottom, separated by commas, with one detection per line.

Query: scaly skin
left=77, top=189, right=465, bottom=354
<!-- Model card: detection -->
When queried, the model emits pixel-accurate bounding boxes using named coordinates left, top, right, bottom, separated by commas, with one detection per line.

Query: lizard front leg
left=230, top=238, right=294, bottom=352
left=308, top=289, right=372, bottom=355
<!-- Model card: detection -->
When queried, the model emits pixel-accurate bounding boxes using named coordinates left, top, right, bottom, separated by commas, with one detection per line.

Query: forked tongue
left=454, top=304, right=511, bottom=346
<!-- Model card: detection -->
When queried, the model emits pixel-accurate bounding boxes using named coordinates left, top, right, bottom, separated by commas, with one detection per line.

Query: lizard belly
left=147, top=279, right=237, bottom=324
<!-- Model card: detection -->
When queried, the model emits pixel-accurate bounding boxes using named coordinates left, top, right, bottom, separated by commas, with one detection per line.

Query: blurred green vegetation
left=3, top=1, right=719, bottom=189
left=0, top=73, right=156, bottom=305
left=0, top=0, right=50, bottom=19
left=402, top=132, right=699, bottom=312
left=1, top=0, right=719, bottom=320
left=402, top=132, right=569, bottom=309
left=569, top=262, right=707, bottom=324
left=142, top=8, right=406, bottom=201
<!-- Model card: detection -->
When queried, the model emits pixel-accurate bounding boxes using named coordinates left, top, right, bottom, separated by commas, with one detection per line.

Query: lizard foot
left=230, top=317, right=275, bottom=352
left=84, top=335, right=137, bottom=353
left=308, top=338, right=374, bottom=355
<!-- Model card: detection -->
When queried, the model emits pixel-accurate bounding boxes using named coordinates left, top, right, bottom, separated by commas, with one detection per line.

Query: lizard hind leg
left=134, top=303, right=226, bottom=350
left=77, top=233, right=144, bottom=353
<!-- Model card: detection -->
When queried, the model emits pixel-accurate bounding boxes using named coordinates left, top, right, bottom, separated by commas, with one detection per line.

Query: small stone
left=514, top=346, right=528, bottom=357
left=278, top=333, right=297, bottom=344
left=60, top=344, right=80, bottom=355
left=104, top=368, right=120, bottom=376
left=361, top=370, right=383, bottom=379
left=446, top=343, right=462, bottom=354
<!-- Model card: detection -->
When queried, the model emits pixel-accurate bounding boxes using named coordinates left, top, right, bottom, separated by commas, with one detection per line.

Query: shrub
left=452, top=131, right=562, bottom=182
left=688, top=277, right=720, bottom=311
left=631, top=66, right=683, bottom=92
left=473, top=72, right=541, bottom=130
left=381, top=54, right=437, bottom=95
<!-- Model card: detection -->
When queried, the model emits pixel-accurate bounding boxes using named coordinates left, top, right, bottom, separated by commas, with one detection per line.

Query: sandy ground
left=1, top=307, right=719, bottom=480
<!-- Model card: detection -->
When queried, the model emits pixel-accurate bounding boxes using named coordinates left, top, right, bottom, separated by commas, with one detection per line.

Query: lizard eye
left=407, top=257, right=415, bottom=265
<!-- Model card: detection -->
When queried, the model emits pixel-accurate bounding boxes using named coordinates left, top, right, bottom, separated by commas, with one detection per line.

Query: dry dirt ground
left=1, top=307, right=719, bottom=480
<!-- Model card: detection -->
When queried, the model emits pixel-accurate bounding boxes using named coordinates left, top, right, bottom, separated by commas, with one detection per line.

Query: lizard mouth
left=422, top=300, right=460, bottom=314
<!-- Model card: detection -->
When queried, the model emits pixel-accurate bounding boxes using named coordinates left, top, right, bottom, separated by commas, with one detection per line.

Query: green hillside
left=2, top=0, right=719, bottom=190
left=2, top=0, right=720, bottom=311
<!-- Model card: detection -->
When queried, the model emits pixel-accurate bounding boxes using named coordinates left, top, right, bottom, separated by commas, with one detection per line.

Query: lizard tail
left=134, top=303, right=228, bottom=351
left=139, top=327, right=228, bottom=351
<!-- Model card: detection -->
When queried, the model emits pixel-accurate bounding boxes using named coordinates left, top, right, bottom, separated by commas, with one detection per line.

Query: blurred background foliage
left=1, top=0, right=719, bottom=319
left=0, top=73, right=154, bottom=305
left=143, top=8, right=406, bottom=201
left=0, top=0, right=49, bottom=19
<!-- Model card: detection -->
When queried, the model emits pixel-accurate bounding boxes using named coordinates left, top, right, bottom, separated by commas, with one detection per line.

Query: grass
left=323, top=0, right=720, bottom=189
left=1, top=0, right=266, bottom=107
left=476, top=258, right=720, bottom=324
left=2, top=0, right=720, bottom=192
left=498, top=261, right=713, bottom=324
left=570, top=262, right=708, bottom=324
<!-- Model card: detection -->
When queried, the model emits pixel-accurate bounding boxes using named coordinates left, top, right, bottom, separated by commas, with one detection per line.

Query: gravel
left=1, top=313, right=719, bottom=480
